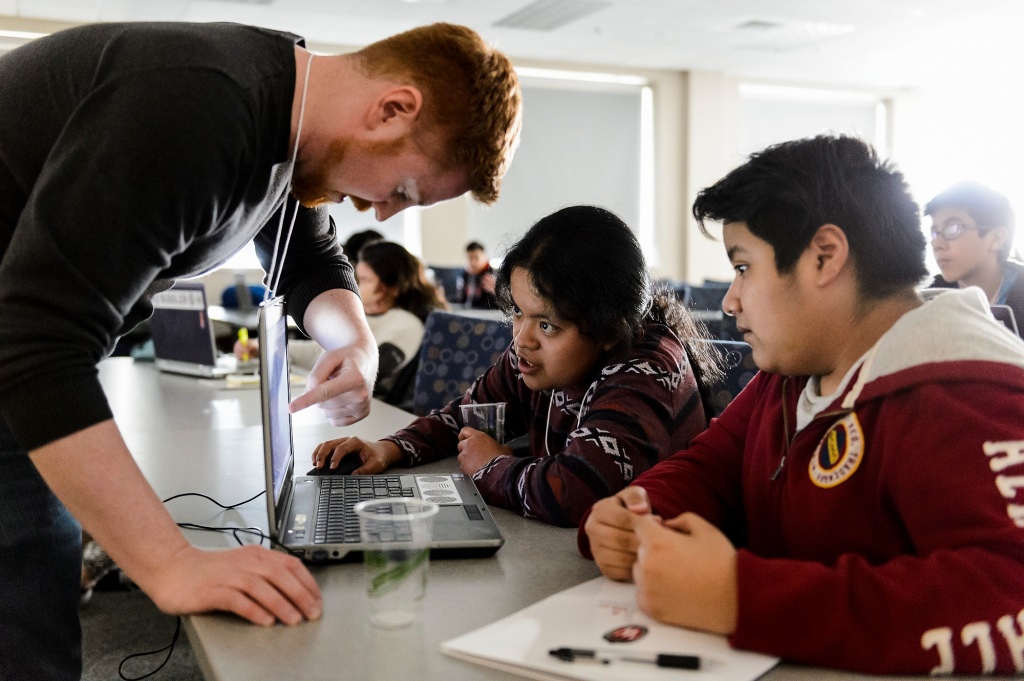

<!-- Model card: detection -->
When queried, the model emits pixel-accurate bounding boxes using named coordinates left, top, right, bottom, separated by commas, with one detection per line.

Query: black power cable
left=110, top=490, right=267, bottom=680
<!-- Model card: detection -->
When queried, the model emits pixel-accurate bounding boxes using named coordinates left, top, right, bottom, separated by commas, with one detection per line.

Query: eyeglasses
left=930, top=222, right=984, bottom=242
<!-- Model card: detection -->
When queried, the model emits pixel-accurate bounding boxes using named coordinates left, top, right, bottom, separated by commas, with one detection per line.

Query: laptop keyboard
left=314, top=475, right=416, bottom=544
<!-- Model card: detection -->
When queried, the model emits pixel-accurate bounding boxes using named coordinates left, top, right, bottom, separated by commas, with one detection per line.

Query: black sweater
left=0, top=22, right=357, bottom=449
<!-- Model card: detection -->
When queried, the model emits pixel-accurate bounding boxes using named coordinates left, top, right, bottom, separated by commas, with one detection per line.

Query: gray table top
left=98, top=358, right=963, bottom=681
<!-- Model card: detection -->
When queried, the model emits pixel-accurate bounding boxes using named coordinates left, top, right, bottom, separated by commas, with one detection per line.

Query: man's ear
left=365, top=85, right=422, bottom=137
left=808, top=224, right=849, bottom=285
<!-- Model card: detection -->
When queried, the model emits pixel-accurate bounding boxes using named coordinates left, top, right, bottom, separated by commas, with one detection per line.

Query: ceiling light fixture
left=516, top=65, right=647, bottom=86
left=494, top=0, right=611, bottom=31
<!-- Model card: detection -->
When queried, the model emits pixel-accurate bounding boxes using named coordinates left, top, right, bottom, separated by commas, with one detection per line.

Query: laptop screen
left=259, top=298, right=294, bottom=506
left=150, top=283, right=218, bottom=365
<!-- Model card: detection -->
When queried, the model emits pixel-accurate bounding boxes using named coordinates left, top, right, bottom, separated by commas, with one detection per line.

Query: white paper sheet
left=442, top=577, right=779, bottom=681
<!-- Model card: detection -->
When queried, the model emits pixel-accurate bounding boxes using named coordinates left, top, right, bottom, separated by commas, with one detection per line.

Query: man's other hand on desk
left=32, top=420, right=323, bottom=629
left=154, top=544, right=323, bottom=627
left=290, top=344, right=375, bottom=426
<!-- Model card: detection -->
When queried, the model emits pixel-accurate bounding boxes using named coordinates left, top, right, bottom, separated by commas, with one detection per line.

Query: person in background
left=309, top=205, right=722, bottom=527
left=579, top=135, right=1024, bottom=675
left=925, top=181, right=1024, bottom=326
left=235, top=231, right=384, bottom=364
left=461, top=240, right=499, bottom=308
left=0, top=20, right=521, bottom=681
left=247, top=240, right=445, bottom=402
left=356, top=241, right=447, bottom=400
left=342, top=228, right=384, bottom=265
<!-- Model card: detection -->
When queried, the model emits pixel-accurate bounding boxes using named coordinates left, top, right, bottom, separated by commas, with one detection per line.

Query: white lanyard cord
left=264, top=51, right=314, bottom=303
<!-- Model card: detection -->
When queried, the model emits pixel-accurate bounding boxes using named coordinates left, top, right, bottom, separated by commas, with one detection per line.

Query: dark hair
left=343, top=229, right=384, bottom=264
left=495, top=205, right=721, bottom=383
left=465, top=241, right=486, bottom=253
left=924, top=181, right=1017, bottom=261
left=358, top=241, right=444, bottom=322
left=692, top=134, right=928, bottom=300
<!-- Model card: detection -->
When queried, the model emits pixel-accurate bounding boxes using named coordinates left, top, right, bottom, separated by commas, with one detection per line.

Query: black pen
left=549, top=647, right=701, bottom=670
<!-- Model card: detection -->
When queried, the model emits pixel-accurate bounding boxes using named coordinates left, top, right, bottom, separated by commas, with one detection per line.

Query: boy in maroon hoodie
left=580, top=135, right=1024, bottom=675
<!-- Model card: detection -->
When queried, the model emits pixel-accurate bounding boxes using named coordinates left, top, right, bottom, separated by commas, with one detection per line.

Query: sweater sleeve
left=253, top=202, right=357, bottom=336
left=480, top=329, right=709, bottom=528
left=0, top=69, right=261, bottom=450
left=382, top=348, right=521, bottom=467
left=729, top=379, right=1024, bottom=675
left=577, top=368, right=759, bottom=555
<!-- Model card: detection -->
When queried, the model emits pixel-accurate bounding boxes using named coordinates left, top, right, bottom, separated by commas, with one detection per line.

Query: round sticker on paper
left=603, top=624, right=648, bottom=643
left=809, top=412, right=864, bottom=489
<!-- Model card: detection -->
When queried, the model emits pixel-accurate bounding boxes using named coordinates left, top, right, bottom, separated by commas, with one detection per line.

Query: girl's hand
left=456, top=427, right=511, bottom=474
left=310, top=437, right=400, bottom=475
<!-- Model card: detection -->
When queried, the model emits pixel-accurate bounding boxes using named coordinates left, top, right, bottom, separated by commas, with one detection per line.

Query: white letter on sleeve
left=996, top=610, right=1024, bottom=673
left=922, top=627, right=955, bottom=675
left=985, top=441, right=1024, bottom=473
left=961, top=621, right=996, bottom=673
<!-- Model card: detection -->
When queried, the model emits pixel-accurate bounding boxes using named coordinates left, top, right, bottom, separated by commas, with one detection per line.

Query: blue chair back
left=701, top=339, right=757, bottom=419
left=411, top=311, right=513, bottom=415
left=220, top=283, right=267, bottom=310
left=670, top=282, right=692, bottom=307
left=687, top=284, right=742, bottom=341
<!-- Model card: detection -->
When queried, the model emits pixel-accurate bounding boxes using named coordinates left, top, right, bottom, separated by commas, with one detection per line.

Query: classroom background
left=1, top=0, right=1018, bottom=296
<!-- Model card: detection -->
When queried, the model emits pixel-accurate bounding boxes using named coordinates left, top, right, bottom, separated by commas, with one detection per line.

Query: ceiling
left=0, top=0, right=1020, bottom=92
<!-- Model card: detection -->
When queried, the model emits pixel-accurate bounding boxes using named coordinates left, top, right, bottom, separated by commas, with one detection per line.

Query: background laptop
left=150, top=282, right=237, bottom=377
left=258, top=297, right=505, bottom=562
left=991, top=304, right=1021, bottom=337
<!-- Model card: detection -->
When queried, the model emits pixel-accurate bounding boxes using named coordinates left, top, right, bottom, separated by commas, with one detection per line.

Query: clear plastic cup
left=459, top=402, right=506, bottom=444
left=353, top=498, right=439, bottom=629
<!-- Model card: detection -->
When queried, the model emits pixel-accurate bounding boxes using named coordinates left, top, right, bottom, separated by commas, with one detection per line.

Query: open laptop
left=258, top=296, right=505, bottom=562
left=150, top=282, right=236, bottom=377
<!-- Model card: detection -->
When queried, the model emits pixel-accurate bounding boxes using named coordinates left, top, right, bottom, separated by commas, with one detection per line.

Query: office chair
left=411, top=311, right=513, bottom=415
left=380, top=353, right=420, bottom=409
left=687, top=283, right=742, bottom=341
left=670, top=281, right=692, bottom=308
left=220, top=283, right=266, bottom=309
left=700, top=339, right=757, bottom=419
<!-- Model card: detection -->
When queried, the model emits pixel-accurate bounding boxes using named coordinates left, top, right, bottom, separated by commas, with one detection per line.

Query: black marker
left=549, top=647, right=701, bottom=670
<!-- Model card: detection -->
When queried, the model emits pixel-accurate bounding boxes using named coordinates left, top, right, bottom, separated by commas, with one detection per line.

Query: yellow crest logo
left=809, top=413, right=864, bottom=488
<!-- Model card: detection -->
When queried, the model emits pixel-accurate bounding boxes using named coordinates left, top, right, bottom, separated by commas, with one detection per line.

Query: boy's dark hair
left=692, top=134, right=928, bottom=299
left=465, top=241, right=486, bottom=253
left=924, top=181, right=1016, bottom=261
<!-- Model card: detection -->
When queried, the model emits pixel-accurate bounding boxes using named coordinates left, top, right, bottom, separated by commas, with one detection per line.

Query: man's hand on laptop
left=289, top=345, right=376, bottom=425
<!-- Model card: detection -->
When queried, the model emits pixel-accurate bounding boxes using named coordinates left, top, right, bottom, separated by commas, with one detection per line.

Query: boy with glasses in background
left=926, top=181, right=1024, bottom=327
